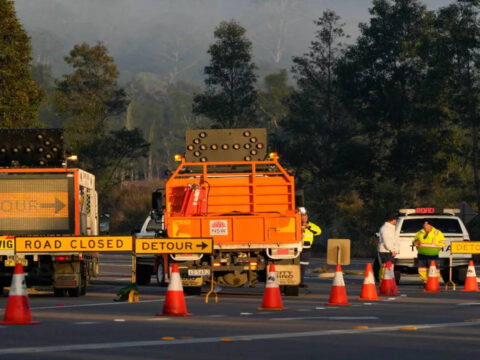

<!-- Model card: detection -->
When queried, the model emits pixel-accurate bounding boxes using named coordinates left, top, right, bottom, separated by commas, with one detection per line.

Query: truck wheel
left=453, top=266, right=468, bottom=284
left=373, top=257, right=381, bottom=282
left=53, top=288, right=66, bottom=297
left=136, top=264, right=151, bottom=285
left=184, top=287, right=201, bottom=296
left=284, top=285, right=299, bottom=296
left=80, top=264, right=87, bottom=295
left=440, top=269, right=450, bottom=283
left=156, top=259, right=166, bottom=287
left=0, top=286, right=3, bottom=296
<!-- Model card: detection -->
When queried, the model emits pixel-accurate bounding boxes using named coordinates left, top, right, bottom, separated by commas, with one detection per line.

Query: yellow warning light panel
left=185, top=128, right=267, bottom=162
left=15, top=236, right=134, bottom=253
left=0, top=174, right=74, bottom=234
left=135, top=238, right=213, bottom=254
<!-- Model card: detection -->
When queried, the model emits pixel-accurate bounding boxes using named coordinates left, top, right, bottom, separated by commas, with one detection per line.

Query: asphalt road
left=1, top=255, right=480, bottom=360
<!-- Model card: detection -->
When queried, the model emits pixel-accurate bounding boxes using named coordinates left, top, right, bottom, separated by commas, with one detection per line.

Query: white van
left=374, top=208, right=471, bottom=283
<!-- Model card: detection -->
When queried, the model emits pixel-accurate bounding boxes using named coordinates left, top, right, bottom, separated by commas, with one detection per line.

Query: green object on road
left=114, top=283, right=138, bottom=302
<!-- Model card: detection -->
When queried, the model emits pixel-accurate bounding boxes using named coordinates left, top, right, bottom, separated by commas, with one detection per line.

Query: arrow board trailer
left=0, top=167, right=100, bottom=297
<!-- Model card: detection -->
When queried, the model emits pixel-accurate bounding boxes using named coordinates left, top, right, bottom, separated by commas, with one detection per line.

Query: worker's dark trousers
left=300, top=248, right=311, bottom=285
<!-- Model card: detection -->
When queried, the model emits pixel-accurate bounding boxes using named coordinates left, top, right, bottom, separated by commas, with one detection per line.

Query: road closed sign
left=135, top=238, right=213, bottom=254
left=450, top=241, right=480, bottom=254
left=15, top=236, right=133, bottom=253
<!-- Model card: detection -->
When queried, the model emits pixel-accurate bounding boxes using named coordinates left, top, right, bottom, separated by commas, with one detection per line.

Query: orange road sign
left=135, top=238, right=213, bottom=254
left=0, top=236, right=14, bottom=251
left=15, top=236, right=133, bottom=253
left=450, top=241, right=480, bottom=254
left=0, top=192, right=68, bottom=218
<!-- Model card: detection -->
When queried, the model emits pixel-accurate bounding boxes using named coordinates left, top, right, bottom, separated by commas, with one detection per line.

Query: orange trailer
left=153, top=129, right=303, bottom=296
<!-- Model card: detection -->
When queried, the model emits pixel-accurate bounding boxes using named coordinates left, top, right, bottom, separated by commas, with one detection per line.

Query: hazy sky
left=14, top=0, right=457, bottom=82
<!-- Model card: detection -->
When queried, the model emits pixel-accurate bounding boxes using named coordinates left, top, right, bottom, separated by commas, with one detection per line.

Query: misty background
left=16, top=0, right=451, bottom=83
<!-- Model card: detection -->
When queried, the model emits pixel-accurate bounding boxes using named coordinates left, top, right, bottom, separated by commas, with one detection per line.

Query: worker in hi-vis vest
left=299, top=207, right=321, bottom=288
left=413, top=221, right=446, bottom=283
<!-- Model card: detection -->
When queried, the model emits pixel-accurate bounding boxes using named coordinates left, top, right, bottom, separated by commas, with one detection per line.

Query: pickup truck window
left=400, top=218, right=463, bottom=234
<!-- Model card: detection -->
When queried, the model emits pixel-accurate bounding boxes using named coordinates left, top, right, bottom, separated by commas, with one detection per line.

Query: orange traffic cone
left=157, top=263, right=192, bottom=316
left=461, top=260, right=479, bottom=292
left=358, top=263, right=379, bottom=301
left=0, top=263, right=39, bottom=325
left=424, top=260, right=441, bottom=293
left=326, top=264, right=350, bottom=306
left=257, top=264, right=287, bottom=311
left=379, top=261, right=399, bottom=296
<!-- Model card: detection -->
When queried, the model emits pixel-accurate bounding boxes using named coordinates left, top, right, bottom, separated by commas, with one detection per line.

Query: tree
left=55, top=42, right=128, bottom=151
left=193, top=20, right=258, bottom=128
left=435, top=0, right=480, bottom=210
left=282, top=10, right=352, bottom=228
left=0, top=0, right=44, bottom=127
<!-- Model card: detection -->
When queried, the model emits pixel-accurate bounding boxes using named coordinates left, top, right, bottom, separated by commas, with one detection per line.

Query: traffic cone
left=157, top=263, right=192, bottom=316
left=461, top=260, right=479, bottom=292
left=379, top=261, right=399, bottom=296
left=326, top=264, right=350, bottom=306
left=424, top=260, right=441, bottom=293
left=0, top=263, right=39, bottom=325
left=358, top=263, right=379, bottom=301
left=257, top=264, right=287, bottom=311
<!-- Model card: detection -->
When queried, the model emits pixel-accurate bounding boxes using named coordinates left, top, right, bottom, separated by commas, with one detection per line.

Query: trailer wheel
left=284, top=285, right=299, bottom=296
left=156, top=259, right=166, bottom=287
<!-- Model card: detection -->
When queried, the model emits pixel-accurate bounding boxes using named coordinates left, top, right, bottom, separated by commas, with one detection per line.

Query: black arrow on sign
left=196, top=242, right=208, bottom=250
left=40, top=197, right=66, bottom=214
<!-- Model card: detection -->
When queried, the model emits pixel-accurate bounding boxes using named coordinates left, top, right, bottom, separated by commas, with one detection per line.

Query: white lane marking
left=315, top=307, right=325, bottom=310
left=74, top=322, right=98, bottom=325
left=146, top=318, right=170, bottom=321
left=240, top=312, right=253, bottom=316
left=24, top=299, right=164, bottom=311
left=0, top=321, right=479, bottom=354
left=270, top=316, right=379, bottom=321
left=114, top=319, right=126, bottom=322
left=457, top=303, right=480, bottom=306
left=295, top=309, right=310, bottom=312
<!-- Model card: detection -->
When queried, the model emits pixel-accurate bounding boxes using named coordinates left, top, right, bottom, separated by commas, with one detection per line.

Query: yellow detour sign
left=135, top=238, right=213, bottom=254
left=450, top=241, right=480, bottom=254
left=15, top=236, right=133, bottom=253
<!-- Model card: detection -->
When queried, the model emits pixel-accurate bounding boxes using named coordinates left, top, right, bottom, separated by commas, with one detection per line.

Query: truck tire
left=0, top=286, right=3, bottom=296
left=394, top=270, right=401, bottom=285
left=136, top=264, right=151, bottom=285
left=283, top=285, right=299, bottom=296
left=453, top=266, right=468, bottom=284
left=184, top=287, right=201, bottom=296
left=53, top=288, right=66, bottom=297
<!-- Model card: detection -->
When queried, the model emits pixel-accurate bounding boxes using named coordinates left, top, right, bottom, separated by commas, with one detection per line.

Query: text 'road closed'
left=135, top=238, right=213, bottom=254
left=15, top=236, right=133, bottom=253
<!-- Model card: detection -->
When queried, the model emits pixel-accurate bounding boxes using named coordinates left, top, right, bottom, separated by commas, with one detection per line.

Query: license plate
left=187, top=269, right=210, bottom=277
left=5, top=258, right=28, bottom=267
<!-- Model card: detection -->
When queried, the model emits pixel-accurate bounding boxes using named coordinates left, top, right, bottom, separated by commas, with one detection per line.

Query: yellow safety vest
left=414, top=227, right=446, bottom=256
left=303, top=222, right=321, bottom=246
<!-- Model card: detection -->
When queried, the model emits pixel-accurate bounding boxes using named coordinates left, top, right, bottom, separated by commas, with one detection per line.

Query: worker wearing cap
left=299, top=207, right=321, bottom=288
left=413, top=222, right=446, bottom=283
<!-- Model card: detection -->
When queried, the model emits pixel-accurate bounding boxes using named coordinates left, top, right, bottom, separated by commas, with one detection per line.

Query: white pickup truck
left=374, top=208, right=472, bottom=284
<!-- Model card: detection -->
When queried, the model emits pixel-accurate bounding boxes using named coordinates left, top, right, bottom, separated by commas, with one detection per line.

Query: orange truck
left=0, top=129, right=100, bottom=297
left=149, top=129, right=303, bottom=295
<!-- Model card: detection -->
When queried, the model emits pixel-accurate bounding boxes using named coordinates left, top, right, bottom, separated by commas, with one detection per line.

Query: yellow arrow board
left=15, top=236, right=133, bottom=253
left=450, top=241, right=480, bottom=254
left=135, top=238, right=213, bottom=254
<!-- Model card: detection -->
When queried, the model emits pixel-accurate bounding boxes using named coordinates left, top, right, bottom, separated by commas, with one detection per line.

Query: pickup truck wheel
left=284, top=285, right=299, bottom=296
left=453, top=266, right=468, bottom=284
left=136, top=264, right=152, bottom=285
